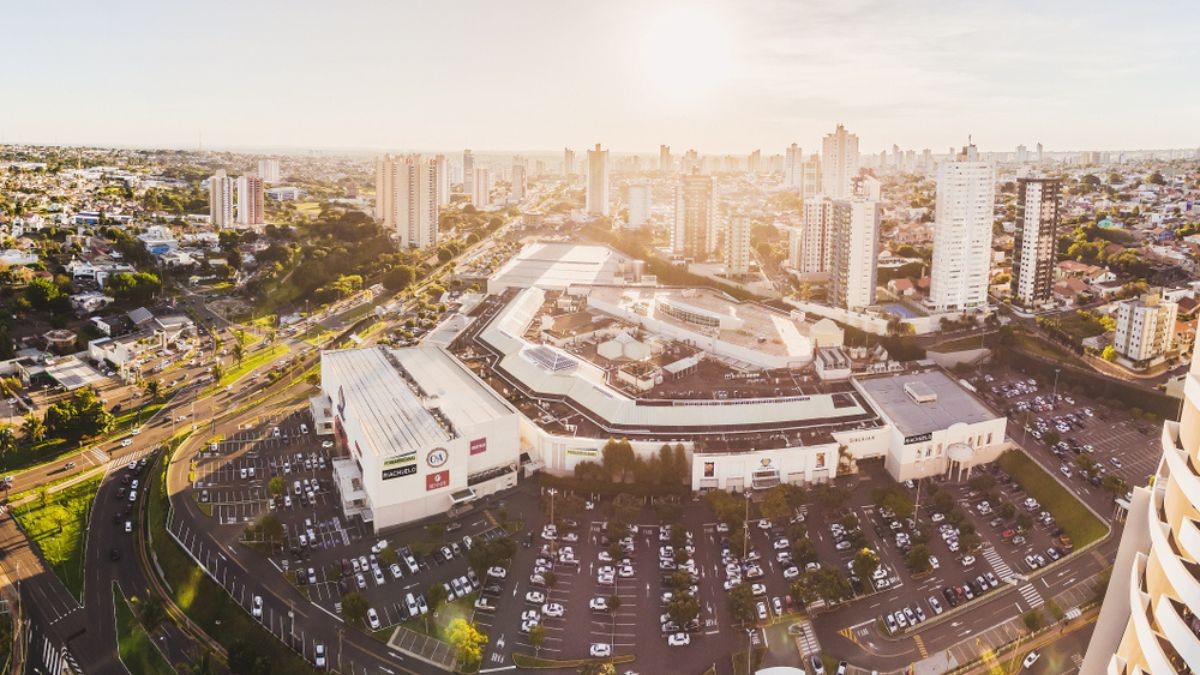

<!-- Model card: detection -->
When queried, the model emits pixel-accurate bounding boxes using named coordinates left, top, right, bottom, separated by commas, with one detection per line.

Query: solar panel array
left=525, top=345, right=578, bottom=373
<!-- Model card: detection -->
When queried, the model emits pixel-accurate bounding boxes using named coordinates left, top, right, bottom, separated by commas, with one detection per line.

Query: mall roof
left=856, top=369, right=998, bottom=437
left=487, top=242, right=631, bottom=293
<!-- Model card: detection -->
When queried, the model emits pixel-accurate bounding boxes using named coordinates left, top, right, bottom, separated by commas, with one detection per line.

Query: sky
left=2, top=0, right=1198, bottom=155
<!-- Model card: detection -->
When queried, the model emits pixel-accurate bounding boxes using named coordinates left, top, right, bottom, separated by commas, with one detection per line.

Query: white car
left=390, top=563, right=404, bottom=580
left=1023, top=651, right=1041, bottom=669
left=367, top=608, right=381, bottom=630
left=928, top=596, right=943, bottom=615
left=487, top=566, right=507, bottom=579
left=542, top=602, right=565, bottom=618
left=314, top=643, right=326, bottom=668
left=322, top=440, right=334, bottom=448
left=783, top=565, right=800, bottom=581
left=525, top=591, right=546, bottom=604
left=121, top=438, right=133, bottom=447
left=751, top=583, right=767, bottom=596
left=590, top=643, right=612, bottom=658
left=589, top=597, right=609, bottom=612
left=667, top=632, right=690, bottom=647
left=251, top=595, right=263, bottom=619
left=756, top=601, right=768, bottom=620
left=757, top=519, right=772, bottom=531
left=773, top=538, right=790, bottom=550
left=929, top=555, right=940, bottom=570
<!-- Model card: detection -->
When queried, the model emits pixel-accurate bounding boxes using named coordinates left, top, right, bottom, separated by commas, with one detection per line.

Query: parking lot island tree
left=340, top=591, right=368, bottom=627
left=727, top=583, right=756, bottom=626
left=446, top=619, right=487, bottom=670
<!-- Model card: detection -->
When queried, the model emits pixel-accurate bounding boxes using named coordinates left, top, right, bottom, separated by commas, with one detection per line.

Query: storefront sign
left=384, top=452, right=417, bottom=467
left=566, top=447, right=598, bottom=457
left=470, top=438, right=487, bottom=455
left=382, top=464, right=417, bottom=480
left=904, top=432, right=933, bottom=445
left=426, top=470, right=450, bottom=491
left=427, top=447, right=449, bottom=468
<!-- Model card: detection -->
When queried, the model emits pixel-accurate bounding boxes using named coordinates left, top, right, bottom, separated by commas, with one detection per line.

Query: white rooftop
left=488, top=242, right=631, bottom=293
left=857, top=370, right=998, bottom=437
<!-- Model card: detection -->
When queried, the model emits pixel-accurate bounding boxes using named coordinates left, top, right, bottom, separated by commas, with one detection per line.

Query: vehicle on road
left=1023, top=651, right=1041, bottom=669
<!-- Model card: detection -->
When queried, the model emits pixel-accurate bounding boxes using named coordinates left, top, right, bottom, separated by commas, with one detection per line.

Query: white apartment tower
left=801, top=155, right=822, bottom=199
left=563, top=148, right=575, bottom=176
left=235, top=174, right=265, bottom=227
left=257, top=158, right=281, bottom=183
left=473, top=167, right=491, bottom=208
left=784, top=143, right=803, bottom=189
left=725, top=211, right=752, bottom=277
left=672, top=170, right=715, bottom=261
left=659, top=145, right=672, bottom=173
left=208, top=170, right=234, bottom=228
left=463, top=150, right=475, bottom=198
left=510, top=161, right=527, bottom=202
left=433, top=155, right=450, bottom=207
left=828, top=176, right=881, bottom=310
left=929, top=143, right=995, bottom=312
left=797, top=197, right=834, bottom=275
left=1114, top=293, right=1178, bottom=365
left=1011, top=177, right=1061, bottom=307
left=625, top=182, right=651, bottom=229
left=586, top=143, right=610, bottom=216
left=821, top=124, right=860, bottom=199
left=376, top=155, right=439, bottom=249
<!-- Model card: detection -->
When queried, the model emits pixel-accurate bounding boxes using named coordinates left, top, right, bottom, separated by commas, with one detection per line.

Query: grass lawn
left=112, top=402, right=165, bottom=434
left=0, top=437, right=69, bottom=474
left=302, top=327, right=334, bottom=346
left=145, top=450, right=314, bottom=673
left=1014, top=331, right=1078, bottom=362
left=11, top=475, right=102, bottom=599
left=999, top=449, right=1109, bottom=548
left=217, top=344, right=289, bottom=387
left=114, top=583, right=174, bottom=675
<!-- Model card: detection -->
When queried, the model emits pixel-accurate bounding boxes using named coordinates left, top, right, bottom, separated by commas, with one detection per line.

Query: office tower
left=878, top=150, right=887, bottom=170
left=682, top=149, right=699, bottom=174
left=1011, top=177, right=1061, bottom=307
left=1080, top=343, right=1200, bottom=674
left=904, top=150, right=916, bottom=172
left=511, top=161, right=527, bottom=201
left=784, top=143, right=802, bottom=188
left=747, top=149, right=761, bottom=174
left=1015, top=144, right=1029, bottom=164
left=625, top=182, right=651, bottom=229
left=929, top=142, right=995, bottom=312
left=534, top=159, right=546, bottom=176
left=1036, top=142, right=1044, bottom=162
left=586, top=143, right=609, bottom=216
left=828, top=176, right=881, bottom=310
left=725, top=211, right=752, bottom=277
left=1113, top=293, right=1178, bottom=363
left=376, top=155, right=439, bottom=248
left=235, top=175, right=265, bottom=226
left=659, top=145, right=672, bottom=173
left=801, top=155, right=822, bottom=199
left=672, top=170, right=715, bottom=260
left=257, top=158, right=281, bottom=183
left=563, top=148, right=575, bottom=176
left=433, top=155, right=450, bottom=206
left=462, top=149, right=475, bottom=198
left=822, top=124, right=860, bottom=199
left=797, top=197, right=834, bottom=274
left=208, top=169, right=234, bottom=228
left=473, top=167, right=491, bottom=208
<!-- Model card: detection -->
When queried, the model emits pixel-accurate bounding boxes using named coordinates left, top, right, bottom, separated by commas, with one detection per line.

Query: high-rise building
left=257, top=158, right=281, bottom=183
left=747, top=149, right=761, bottom=174
left=725, top=211, right=752, bottom=277
left=822, top=124, right=860, bottom=199
left=1080, top=345, right=1200, bottom=674
left=784, top=143, right=802, bottom=189
left=1036, top=142, right=1044, bottom=162
left=563, top=148, right=575, bottom=176
left=929, top=143, right=995, bottom=312
left=473, top=167, right=491, bottom=208
left=235, top=174, right=265, bottom=227
left=586, top=143, right=609, bottom=216
left=511, top=160, right=527, bottom=201
left=672, top=170, right=715, bottom=260
left=462, top=150, right=475, bottom=198
left=1113, top=293, right=1178, bottom=364
left=208, top=169, right=234, bottom=228
left=797, top=197, right=834, bottom=274
left=828, top=176, right=880, bottom=310
left=1015, top=144, right=1029, bottom=164
left=1011, top=177, right=1061, bottom=307
left=375, top=155, right=439, bottom=249
left=920, top=149, right=933, bottom=173
left=659, top=145, right=672, bottom=173
left=891, top=144, right=901, bottom=170
left=625, top=182, right=651, bottom=229
left=801, top=155, right=822, bottom=199
left=433, top=155, right=450, bottom=207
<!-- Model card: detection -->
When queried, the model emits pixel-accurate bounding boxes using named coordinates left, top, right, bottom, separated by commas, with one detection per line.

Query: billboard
left=470, top=438, right=487, bottom=455
left=426, top=470, right=450, bottom=491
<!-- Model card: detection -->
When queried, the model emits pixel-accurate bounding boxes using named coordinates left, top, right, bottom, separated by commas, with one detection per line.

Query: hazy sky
left=3, top=0, right=1198, bottom=155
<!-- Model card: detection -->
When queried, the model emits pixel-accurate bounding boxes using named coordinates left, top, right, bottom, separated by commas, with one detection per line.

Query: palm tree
left=0, top=427, right=14, bottom=457
left=233, top=341, right=245, bottom=366
left=21, top=413, right=45, bottom=443
left=143, top=379, right=163, bottom=402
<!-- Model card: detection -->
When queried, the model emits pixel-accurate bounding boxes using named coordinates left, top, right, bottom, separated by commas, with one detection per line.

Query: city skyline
left=2, top=1, right=1198, bottom=153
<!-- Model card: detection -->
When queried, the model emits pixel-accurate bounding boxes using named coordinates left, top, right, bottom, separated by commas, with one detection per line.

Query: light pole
left=742, top=492, right=751, bottom=559
left=546, top=488, right=557, bottom=556
left=1052, top=367, right=1062, bottom=403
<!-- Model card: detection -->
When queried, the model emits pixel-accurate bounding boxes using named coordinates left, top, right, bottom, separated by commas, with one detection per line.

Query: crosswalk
left=981, top=545, right=1015, bottom=582
left=1018, top=583, right=1044, bottom=609
left=793, top=618, right=820, bottom=657
left=105, top=446, right=157, bottom=473
left=39, top=635, right=80, bottom=675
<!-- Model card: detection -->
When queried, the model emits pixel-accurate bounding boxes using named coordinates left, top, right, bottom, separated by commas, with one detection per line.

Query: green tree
left=341, top=591, right=369, bottom=627
left=905, top=544, right=933, bottom=573
left=142, top=379, right=163, bottom=402
left=43, top=388, right=114, bottom=443
left=446, top=619, right=487, bottom=669
left=268, top=476, right=284, bottom=496
left=528, top=623, right=546, bottom=656
left=427, top=582, right=448, bottom=617
left=727, top=583, right=755, bottom=626
left=21, top=413, right=45, bottom=443
left=667, top=594, right=700, bottom=626
left=383, top=265, right=417, bottom=292
left=852, top=548, right=881, bottom=580
left=233, top=341, right=245, bottom=366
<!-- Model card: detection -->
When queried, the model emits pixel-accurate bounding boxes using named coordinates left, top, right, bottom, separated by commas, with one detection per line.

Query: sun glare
left=638, top=6, right=734, bottom=103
